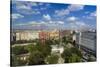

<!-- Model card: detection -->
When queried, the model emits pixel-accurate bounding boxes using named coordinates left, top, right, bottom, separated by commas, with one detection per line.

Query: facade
left=12, top=30, right=39, bottom=41
left=39, top=31, right=50, bottom=44
left=27, top=31, right=39, bottom=40
left=49, top=29, right=59, bottom=40
left=17, top=53, right=30, bottom=61
left=16, top=32, right=28, bottom=40
left=11, top=32, right=16, bottom=41
left=39, top=31, right=50, bottom=40
left=75, top=31, right=96, bottom=54
left=60, top=30, right=71, bottom=38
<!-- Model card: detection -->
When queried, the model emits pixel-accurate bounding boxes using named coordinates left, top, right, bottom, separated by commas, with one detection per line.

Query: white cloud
left=49, top=21, right=54, bottom=24
left=28, top=21, right=44, bottom=25
left=69, top=21, right=90, bottom=30
left=41, top=21, right=46, bottom=24
left=45, top=3, right=51, bottom=7
left=26, top=2, right=45, bottom=7
left=27, top=2, right=38, bottom=7
left=76, top=21, right=91, bottom=30
left=66, top=16, right=88, bottom=29
left=43, top=14, right=51, bottom=20
left=15, top=23, right=27, bottom=26
left=57, top=21, right=64, bottom=24
left=67, top=16, right=77, bottom=21
left=48, top=21, right=64, bottom=25
left=17, top=9, right=37, bottom=15
left=90, top=11, right=96, bottom=17
left=12, top=13, right=24, bottom=19
left=76, top=22, right=86, bottom=26
left=15, top=2, right=38, bottom=10
left=16, top=8, right=40, bottom=15
left=40, top=7, right=47, bottom=10
left=68, top=4, right=84, bottom=11
left=54, top=4, right=84, bottom=17
left=24, top=20, right=65, bottom=26
left=16, top=21, right=46, bottom=26
left=16, top=4, right=31, bottom=10
left=13, top=1, right=41, bottom=15
left=65, top=16, right=90, bottom=30
left=84, top=11, right=96, bottom=19
left=55, top=9, right=69, bottom=16
left=84, top=11, right=90, bottom=14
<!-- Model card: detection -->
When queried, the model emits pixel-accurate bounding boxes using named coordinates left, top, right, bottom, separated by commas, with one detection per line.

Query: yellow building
left=49, top=29, right=60, bottom=40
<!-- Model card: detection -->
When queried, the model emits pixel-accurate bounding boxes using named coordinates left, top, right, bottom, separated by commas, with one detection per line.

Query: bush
left=28, top=51, right=45, bottom=65
left=61, top=47, right=82, bottom=63
left=46, top=54, right=59, bottom=64
left=12, top=46, right=28, bottom=55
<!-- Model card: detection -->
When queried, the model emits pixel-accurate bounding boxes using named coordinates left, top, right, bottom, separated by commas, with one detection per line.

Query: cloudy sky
left=11, top=1, right=96, bottom=30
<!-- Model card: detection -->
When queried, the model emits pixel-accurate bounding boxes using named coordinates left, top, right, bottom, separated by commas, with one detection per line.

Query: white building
left=51, top=45, right=64, bottom=54
left=15, top=31, right=39, bottom=41
left=75, top=31, right=96, bottom=54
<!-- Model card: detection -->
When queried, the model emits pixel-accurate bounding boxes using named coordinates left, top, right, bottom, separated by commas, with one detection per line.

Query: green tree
left=46, top=54, right=59, bottom=64
left=37, top=45, right=51, bottom=57
left=70, top=47, right=82, bottom=57
left=61, top=47, right=82, bottom=63
left=25, top=44, right=37, bottom=53
left=25, top=43, right=51, bottom=59
left=62, top=36, right=67, bottom=44
left=54, top=39, right=59, bottom=45
left=68, top=54, right=81, bottom=63
left=62, top=48, right=72, bottom=57
left=45, top=40, right=53, bottom=45
left=67, top=35, right=73, bottom=43
left=28, top=51, right=45, bottom=65
left=61, top=48, right=72, bottom=63
left=12, top=46, right=28, bottom=55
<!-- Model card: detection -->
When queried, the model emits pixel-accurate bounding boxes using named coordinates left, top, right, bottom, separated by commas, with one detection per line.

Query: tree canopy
left=28, top=51, right=45, bottom=65
left=12, top=46, right=28, bottom=55
left=61, top=47, right=82, bottom=63
left=46, top=54, right=59, bottom=64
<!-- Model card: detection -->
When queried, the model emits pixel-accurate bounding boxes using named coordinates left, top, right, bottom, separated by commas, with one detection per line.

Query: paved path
left=12, top=43, right=33, bottom=47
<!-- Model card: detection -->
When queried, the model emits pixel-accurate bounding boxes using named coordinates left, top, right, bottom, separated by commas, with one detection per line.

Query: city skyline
left=11, top=1, right=96, bottom=30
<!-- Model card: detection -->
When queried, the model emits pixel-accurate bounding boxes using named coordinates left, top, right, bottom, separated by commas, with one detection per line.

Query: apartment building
left=49, top=29, right=59, bottom=40
left=12, top=30, right=39, bottom=41
left=75, top=31, right=96, bottom=54
left=59, top=30, right=71, bottom=38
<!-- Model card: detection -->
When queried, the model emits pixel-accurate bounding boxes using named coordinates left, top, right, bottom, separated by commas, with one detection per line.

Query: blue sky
left=11, top=1, right=96, bottom=30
